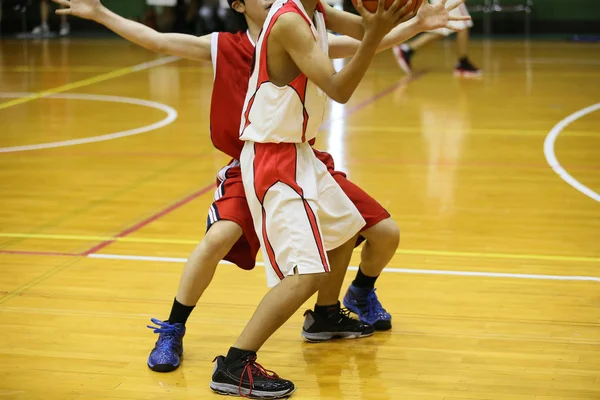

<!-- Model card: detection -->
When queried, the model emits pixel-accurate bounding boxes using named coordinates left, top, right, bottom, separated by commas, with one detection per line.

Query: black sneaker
left=210, top=353, right=295, bottom=399
left=454, top=57, right=482, bottom=78
left=301, top=306, right=375, bottom=342
left=393, top=44, right=413, bottom=74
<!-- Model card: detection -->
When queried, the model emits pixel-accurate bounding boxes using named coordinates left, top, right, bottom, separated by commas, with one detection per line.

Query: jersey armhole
left=210, top=32, right=219, bottom=80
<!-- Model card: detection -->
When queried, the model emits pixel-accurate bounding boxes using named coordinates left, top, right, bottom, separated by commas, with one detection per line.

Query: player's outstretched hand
left=356, top=0, right=416, bottom=41
left=51, top=0, right=103, bottom=20
left=415, top=0, right=472, bottom=32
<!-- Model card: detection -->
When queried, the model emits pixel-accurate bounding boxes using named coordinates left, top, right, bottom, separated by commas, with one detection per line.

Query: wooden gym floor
left=0, top=37, right=599, bottom=399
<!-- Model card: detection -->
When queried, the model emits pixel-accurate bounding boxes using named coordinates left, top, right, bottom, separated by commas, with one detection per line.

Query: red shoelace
left=239, top=355, right=280, bottom=398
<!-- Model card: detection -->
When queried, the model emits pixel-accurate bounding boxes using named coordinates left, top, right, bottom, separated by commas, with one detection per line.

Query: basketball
left=352, top=0, right=424, bottom=14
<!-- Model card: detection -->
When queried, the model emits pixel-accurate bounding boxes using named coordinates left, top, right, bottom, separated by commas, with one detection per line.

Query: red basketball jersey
left=209, top=31, right=254, bottom=160
left=209, top=29, right=318, bottom=159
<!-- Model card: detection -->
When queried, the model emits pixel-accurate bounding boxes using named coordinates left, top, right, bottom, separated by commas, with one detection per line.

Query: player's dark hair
left=226, top=0, right=249, bottom=32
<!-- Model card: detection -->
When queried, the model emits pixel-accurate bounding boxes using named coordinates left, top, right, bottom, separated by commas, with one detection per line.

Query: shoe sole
left=343, top=301, right=392, bottom=332
left=210, top=382, right=296, bottom=399
left=147, top=352, right=182, bottom=372
left=373, top=320, right=392, bottom=331
left=301, top=330, right=374, bottom=342
left=148, top=362, right=180, bottom=372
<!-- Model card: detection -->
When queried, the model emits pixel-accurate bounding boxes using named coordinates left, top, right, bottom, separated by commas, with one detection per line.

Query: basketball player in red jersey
left=55, top=0, right=468, bottom=396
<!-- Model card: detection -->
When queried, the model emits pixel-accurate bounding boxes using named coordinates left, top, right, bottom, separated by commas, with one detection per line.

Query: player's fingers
left=448, top=15, right=471, bottom=21
left=441, top=0, right=448, bottom=5
left=395, top=9, right=414, bottom=24
left=445, top=23, right=460, bottom=31
left=387, top=0, right=406, bottom=15
left=392, top=0, right=412, bottom=16
left=55, top=8, right=71, bottom=15
left=355, top=0, right=368, bottom=16
left=376, top=0, right=386, bottom=14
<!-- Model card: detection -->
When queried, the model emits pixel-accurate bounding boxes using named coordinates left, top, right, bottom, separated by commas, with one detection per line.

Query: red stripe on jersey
left=285, top=74, right=310, bottom=141
left=302, top=198, right=330, bottom=272
left=252, top=142, right=304, bottom=203
left=241, top=90, right=258, bottom=137
left=315, top=2, right=326, bottom=23
left=262, top=207, right=285, bottom=280
left=301, top=108, right=309, bottom=142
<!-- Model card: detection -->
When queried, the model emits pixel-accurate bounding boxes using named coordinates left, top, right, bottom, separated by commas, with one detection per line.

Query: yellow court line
left=0, top=56, right=178, bottom=111
left=1, top=232, right=598, bottom=263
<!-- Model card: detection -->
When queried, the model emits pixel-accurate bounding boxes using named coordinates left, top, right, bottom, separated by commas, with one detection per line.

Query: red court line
left=0, top=249, right=79, bottom=257
left=81, top=183, right=216, bottom=255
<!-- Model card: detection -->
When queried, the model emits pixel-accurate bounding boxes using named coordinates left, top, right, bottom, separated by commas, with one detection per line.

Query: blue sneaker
left=147, top=318, right=185, bottom=372
left=343, top=285, right=392, bottom=331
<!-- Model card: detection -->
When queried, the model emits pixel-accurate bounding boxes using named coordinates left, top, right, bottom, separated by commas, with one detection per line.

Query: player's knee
left=369, top=218, right=401, bottom=251
left=384, top=219, right=401, bottom=250
left=290, top=272, right=323, bottom=296
left=203, top=220, right=243, bottom=254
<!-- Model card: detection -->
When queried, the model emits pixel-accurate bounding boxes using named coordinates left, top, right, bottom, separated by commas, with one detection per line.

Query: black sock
left=314, top=301, right=340, bottom=318
left=352, top=266, right=378, bottom=290
left=459, top=56, right=468, bottom=65
left=167, top=298, right=195, bottom=325
left=225, top=347, right=254, bottom=365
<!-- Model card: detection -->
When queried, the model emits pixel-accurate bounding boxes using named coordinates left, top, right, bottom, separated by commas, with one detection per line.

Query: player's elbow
left=330, top=90, right=351, bottom=104
left=327, top=74, right=351, bottom=103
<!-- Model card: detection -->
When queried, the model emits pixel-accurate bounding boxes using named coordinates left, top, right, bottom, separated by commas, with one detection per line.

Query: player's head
left=228, top=0, right=273, bottom=30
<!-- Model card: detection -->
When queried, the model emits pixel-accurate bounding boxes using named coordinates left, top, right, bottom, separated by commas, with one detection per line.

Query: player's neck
left=247, top=19, right=262, bottom=43
left=299, top=0, right=319, bottom=19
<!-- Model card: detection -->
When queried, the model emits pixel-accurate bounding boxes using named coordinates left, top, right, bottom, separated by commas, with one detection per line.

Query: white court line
left=130, top=55, right=180, bottom=71
left=87, top=253, right=600, bottom=282
left=543, top=103, right=600, bottom=203
left=0, top=93, right=178, bottom=153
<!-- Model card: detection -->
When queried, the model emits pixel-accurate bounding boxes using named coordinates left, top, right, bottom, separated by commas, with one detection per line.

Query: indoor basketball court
left=1, top=12, right=599, bottom=400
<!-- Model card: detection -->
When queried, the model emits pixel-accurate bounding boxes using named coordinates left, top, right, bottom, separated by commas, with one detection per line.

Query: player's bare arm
left=328, top=0, right=471, bottom=59
left=270, top=0, right=406, bottom=104
left=51, top=0, right=212, bottom=61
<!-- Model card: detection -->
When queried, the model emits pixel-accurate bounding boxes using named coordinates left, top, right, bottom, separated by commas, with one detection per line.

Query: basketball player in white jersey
left=209, top=0, right=466, bottom=397
left=393, top=0, right=481, bottom=77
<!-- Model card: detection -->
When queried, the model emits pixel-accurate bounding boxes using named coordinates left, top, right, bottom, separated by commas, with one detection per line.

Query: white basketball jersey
left=239, top=0, right=329, bottom=144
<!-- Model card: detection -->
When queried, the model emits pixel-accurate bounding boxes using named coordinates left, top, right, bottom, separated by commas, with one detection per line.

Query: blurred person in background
left=32, top=0, right=70, bottom=36
left=393, top=0, right=481, bottom=77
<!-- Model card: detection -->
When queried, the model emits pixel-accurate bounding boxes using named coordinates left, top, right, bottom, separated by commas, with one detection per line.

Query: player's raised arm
left=273, top=0, right=406, bottom=104
left=51, top=0, right=212, bottom=62
left=328, top=0, right=470, bottom=59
